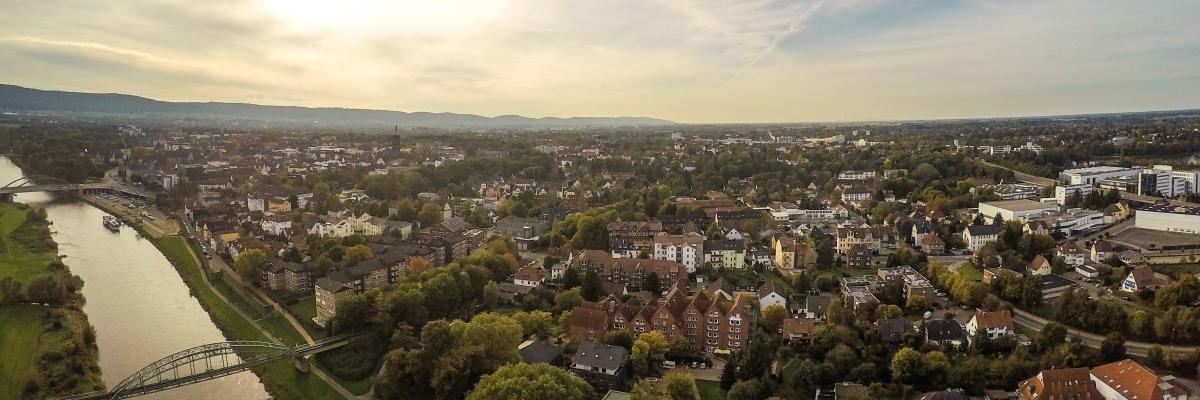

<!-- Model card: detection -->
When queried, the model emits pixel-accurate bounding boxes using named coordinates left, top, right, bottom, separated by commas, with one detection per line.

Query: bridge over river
left=55, top=334, right=361, bottom=400
left=0, top=176, right=152, bottom=201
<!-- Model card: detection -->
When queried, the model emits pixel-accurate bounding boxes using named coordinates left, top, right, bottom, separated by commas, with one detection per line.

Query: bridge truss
left=56, top=335, right=356, bottom=400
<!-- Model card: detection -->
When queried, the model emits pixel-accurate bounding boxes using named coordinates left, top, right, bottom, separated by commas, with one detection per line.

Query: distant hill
left=0, top=84, right=674, bottom=128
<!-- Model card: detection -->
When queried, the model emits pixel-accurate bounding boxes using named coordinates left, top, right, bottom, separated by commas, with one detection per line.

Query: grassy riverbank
left=153, top=235, right=344, bottom=400
left=0, top=204, right=103, bottom=400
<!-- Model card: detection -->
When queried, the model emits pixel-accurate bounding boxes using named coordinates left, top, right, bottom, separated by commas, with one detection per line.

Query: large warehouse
left=1135, top=203, right=1200, bottom=234
left=978, top=200, right=1059, bottom=224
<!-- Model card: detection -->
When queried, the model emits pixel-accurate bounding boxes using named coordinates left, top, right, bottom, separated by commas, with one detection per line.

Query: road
left=1009, top=307, right=1198, bottom=357
left=979, top=160, right=1056, bottom=187
left=980, top=159, right=1200, bottom=208
left=1075, top=218, right=1133, bottom=245
left=175, top=214, right=360, bottom=399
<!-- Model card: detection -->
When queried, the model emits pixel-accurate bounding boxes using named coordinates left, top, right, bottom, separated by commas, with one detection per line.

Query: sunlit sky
left=1, top=0, right=1198, bottom=123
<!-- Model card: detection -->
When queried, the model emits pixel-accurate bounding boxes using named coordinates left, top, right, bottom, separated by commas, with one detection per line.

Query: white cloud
left=0, top=0, right=1196, bottom=122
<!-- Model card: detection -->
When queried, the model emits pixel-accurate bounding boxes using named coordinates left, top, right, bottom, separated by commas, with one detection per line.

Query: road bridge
left=0, top=178, right=151, bottom=201
left=54, top=334, right=360, bottom=400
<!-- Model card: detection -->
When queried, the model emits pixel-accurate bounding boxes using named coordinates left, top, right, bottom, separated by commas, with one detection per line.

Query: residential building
left=494, top=216, right=551, bottom=250
left=838, top=170, right=876, bottom=180
left=518, top=340, right=563, bottom=365
left=925, top=319, right=967, bottom=348
left=513, top=266, right=545, bottom=288
left=1090, top=359, right=1189, bottom=400
left=570, top=342, right=629, bottom=393
left=1036, top=274, right=1077, bottom=300
left=877, top=318, right=911, bottom=345
left=569, top=250, right=688, bottom=292
left=704, top=239, right=746, bottom=269
left=567, top=287, right=757, bottom=354
left=1120, top=265, right=1171, bottom=293
left=780, top=318, right=815, bottom=343
left=1028, top=255, right=1052, bottom=276
left=607, top=220, right=663, bottom=255
left=652, top=232, right=705, bottom=273
left=963, top=224, right=1000, bottom=253
left=835, top=226, right=895, bottom=254
left=803, top=295, right=830, bottom=321
left=757, top=281, right=787, bottom=311
left=259, top=259, right=314, bottom=293
left=965, top=310, right=1014, bottom=342
left=1059, top=241, right=1087, bottom=266
left=1018, top=367, right=1102, bottom=400
left=841, top=187, right=872, bottom=204
left=1092, top=240, right=1114, bottom=263
left=876, top=265, right=934, bottom=299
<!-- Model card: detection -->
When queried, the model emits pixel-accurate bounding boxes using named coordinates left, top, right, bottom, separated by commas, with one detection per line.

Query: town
left=1, top=110, right=1199, bottom=400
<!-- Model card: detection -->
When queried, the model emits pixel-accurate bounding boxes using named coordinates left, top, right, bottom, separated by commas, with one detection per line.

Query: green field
left=285, top=298, right=328, bottom=340
left=696, top=379, right=723, bottom=400
left=0, top=204, right=57, bottom=284
left=0, top=306, right=45, bottom=400
left=154, top=235, right=344, bottom=400
left=1153, top=263, right=1200, bottom=279
left=956, top=264, right=983, bottom=282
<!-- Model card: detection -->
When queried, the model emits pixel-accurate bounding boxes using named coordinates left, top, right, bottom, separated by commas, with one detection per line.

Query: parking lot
left=85, top=193, right=178, bottom=237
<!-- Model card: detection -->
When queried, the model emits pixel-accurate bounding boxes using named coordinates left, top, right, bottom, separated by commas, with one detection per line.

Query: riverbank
left=0, top=203, right=103, bottom=400
left=149, top=232, right=347, bottom=400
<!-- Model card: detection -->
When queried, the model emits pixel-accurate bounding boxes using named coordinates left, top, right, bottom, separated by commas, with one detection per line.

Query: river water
left=0, top=158, right=268, bottom=399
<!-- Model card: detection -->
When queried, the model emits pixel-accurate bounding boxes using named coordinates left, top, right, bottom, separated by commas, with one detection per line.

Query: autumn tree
left=467, top=363, right=593, bottom=400
left=631, top=331, right=670, bottom=376
left=234, top=248, right=268, bottom=282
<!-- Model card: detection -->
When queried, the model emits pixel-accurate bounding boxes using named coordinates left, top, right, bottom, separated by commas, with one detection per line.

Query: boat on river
left=102, top=215, right=121, bottom=232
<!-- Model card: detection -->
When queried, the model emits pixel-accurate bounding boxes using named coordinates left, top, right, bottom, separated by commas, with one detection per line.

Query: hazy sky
left=1, top=0, right=1198, bottom=123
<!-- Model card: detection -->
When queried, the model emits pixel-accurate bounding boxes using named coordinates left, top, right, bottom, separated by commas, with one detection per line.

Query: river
left=0, top=158, right=269, bottom=399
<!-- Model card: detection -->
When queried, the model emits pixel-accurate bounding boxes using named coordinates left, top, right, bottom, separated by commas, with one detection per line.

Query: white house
left=513, top=267, right=544, bottom=288
left=757, top=282, right=787, bottom=312
left=963, top=224, right=1000, bottom=253
left=965, top=310, right=1014, bottom=343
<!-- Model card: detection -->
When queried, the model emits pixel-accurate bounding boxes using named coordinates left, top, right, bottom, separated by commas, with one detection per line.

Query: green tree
left=333, top=292, right=377, bottom=334
left=1100, top=332, right=1127, bottom=362
left=554, top=288, right=583, bottom=313
left=630, top=379, right=666, bottom=400
left=343, top=244, right=375, bottom=267
left=604, top=330, right=635, bottom=350
left=467, top=363, right=594, bottom=400
left=395, top=199, right=418, bottom=222
left=418, top=202, right=443, bottom=228
left=581, top=269, right=603, bottom=301
left=1036, top=322, right=1067, bottom=352
left=760, top=304, right=788, bottom=333
left=459, top=313, right=524, bottom=370
left=645, top=272, right=662, bottom=297
left=511, top=311, right=556, bottom=340
left=482, top=280, right=500, bottom=310
left=631, top=331, right=670, bottom=376
left=890, top=347, right=926, bottom=385
left=726, top=378, right=764, bottom=400
left=661, top=372, right=701, bottom=400
left=562, top=267, right=582, bottom=290
left=24, top=274, right=66, bottom=305
left=0, top=276, right=24, bottom=305
left=234, top=248, right=268, bottom=282
left=719, top=356, right=738, bottom=390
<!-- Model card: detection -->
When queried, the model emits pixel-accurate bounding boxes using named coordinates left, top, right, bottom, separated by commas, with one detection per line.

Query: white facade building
left=1060, top=166, right=1138, bottom=186
left=1135, top=204, right=1200, bottom=234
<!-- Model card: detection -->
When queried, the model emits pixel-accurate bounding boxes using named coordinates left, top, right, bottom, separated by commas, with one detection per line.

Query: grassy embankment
left=0, top=204, right=103, bottom=400
left=153, top=235, right=345, bottom=399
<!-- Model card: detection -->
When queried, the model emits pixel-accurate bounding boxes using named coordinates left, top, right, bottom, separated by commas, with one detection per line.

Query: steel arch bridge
left=55, top=335, right=358, bottom=400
